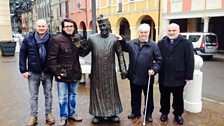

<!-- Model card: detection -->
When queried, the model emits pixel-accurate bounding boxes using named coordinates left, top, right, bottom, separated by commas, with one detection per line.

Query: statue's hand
left=73, top=34, right=86, bottom=48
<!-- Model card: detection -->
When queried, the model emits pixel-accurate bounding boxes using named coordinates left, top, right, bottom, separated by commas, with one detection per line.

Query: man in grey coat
left=158, top=23, right=194, bottom=125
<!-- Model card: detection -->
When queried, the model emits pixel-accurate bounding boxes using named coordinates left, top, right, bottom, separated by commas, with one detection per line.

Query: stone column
left=130, top=27, right=137, bottom=40
left=184, top=55, right=203, bottom=113
left=203, top=17, right=210, bottom=32
left=0, top=0, right=12, bottom=41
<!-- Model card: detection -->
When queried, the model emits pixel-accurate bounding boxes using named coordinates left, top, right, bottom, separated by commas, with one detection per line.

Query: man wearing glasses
left=47, top=18, right=84, bottom=126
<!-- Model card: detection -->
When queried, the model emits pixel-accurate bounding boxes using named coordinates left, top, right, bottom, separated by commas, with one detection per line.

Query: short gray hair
left=36, top=19, right=47, bottom=27
left=138, top=23, right=150, bottom=32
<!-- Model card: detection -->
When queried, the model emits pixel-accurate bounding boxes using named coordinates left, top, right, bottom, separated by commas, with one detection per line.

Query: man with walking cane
left=117, top=23, right=162, bottom=123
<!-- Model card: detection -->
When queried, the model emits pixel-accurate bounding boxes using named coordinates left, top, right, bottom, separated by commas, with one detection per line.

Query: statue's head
left=97, top=14, right=111, bottom=37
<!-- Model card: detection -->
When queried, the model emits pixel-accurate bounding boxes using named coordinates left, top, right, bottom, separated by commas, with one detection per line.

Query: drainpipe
left=91, top=0, right=96, bottom=33
left=158, top=0, right=161, bottom=36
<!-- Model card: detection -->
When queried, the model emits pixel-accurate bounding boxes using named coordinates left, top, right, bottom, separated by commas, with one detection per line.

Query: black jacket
left=19, top=32, right=52, bottom=74
left=47, top=32, right=82, bottom=83
left=120, top=39, right=162, bottom=86
left=158, top=35, right=195, bottom=87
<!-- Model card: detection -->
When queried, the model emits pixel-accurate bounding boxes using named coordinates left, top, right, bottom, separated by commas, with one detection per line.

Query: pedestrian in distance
left=117, top=23, right=162, bottom=123
left=47, top=18, right=84, bottom=126
left=158, top=23, right=195, bottom=125
left=78, top=14, right=128, bottom=124
left=19, top=19, right=55, bottom=126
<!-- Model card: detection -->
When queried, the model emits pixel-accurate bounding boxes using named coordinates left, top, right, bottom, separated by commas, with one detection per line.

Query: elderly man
left=158, top=23, right=194, bottom=125
left=19, top=19, right=55, bottom=126
left=117, top=23, right=162, bottom=122
left=79, top=15, right=127, bottom=123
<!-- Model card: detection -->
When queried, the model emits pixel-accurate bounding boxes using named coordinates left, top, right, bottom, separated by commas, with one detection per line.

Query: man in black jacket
left=158, top=23, right=194, bottom=125
left=19, top=19, right=55, bottom=126
left=47, top=19, right=83, bottom=126
left=118, top=23, right=162, bottom=123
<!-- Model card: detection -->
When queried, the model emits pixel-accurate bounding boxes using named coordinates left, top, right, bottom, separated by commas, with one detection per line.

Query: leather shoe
left=92, top=116, right=102, bottom=124
left=160, top=114, right=168, bottom=122
left=108, top=116, right=120, bottom=122
left=127, top=113, right=141, bottom=119
left=174, top=115, right=184, bottom=125
left=146, top=115, right=153, bottom=122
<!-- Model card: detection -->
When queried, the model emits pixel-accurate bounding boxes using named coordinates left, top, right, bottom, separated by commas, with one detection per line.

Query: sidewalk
left=0, top=53, right=224, bottom=126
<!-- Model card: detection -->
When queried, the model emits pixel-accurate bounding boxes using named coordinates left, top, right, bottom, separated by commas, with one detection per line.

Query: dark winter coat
left=158, top=35, right=195, bottom=87
left=120, top=39, right=162, bottom=86
left=19, top=32, right=52, bottom=74
left=47, top=33, right=82, bottom=83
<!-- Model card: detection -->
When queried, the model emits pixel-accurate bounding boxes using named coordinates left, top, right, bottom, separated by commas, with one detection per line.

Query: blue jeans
left=28, top=72, right=53, bottom=116
left=57, top=81, right=79, bottom=119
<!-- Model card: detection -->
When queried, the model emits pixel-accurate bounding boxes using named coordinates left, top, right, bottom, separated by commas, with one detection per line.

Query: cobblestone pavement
left=0, top=54, right=224, bottom=126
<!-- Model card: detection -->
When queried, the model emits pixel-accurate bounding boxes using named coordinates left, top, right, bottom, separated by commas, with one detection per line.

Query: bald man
left=157, top=23, right=194, bottom=125
left=19, top=19, right=55, bottom=126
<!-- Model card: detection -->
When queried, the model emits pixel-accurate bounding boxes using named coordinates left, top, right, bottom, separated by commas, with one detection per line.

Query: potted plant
left=0, top=40, right=16, bottom=56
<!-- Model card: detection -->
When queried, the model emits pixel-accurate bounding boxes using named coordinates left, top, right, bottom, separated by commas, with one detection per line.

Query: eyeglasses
left=64, top=25, right=74, bottom=28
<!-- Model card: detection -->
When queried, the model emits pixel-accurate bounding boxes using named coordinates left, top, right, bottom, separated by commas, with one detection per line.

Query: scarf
left=34, top=31, right=49, bottom=63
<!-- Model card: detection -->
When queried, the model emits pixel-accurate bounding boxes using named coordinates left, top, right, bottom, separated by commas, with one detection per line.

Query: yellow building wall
left=97, top=0, right=160, bottom=41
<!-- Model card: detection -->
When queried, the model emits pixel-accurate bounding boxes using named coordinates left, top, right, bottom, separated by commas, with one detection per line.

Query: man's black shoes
left=127, top=113, right=141, bottom=119
left=160, top=114, right=168, bottom=122
left=108, top=116, right=120, bottom=122
left=92, top=116, right=102, bottom=124
left=174, top=115, right=184, bottom=125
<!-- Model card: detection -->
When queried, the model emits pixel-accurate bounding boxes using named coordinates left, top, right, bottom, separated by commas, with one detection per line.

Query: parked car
left=180, top=32, right=219, bottom=60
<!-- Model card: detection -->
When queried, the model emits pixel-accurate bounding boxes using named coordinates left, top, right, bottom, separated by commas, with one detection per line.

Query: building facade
left=161, top=0, right=224, bottom=50
left=21, top=5, right=37, bottom=33
left=51, top=0, right=69, bottom=32
left=0, top=0, right=12, bottom=41
left=96, top=0, right=160, bottom=41
left=21, top=0, right=69, bottom=33
left=68, top=0, right=92, bottom=39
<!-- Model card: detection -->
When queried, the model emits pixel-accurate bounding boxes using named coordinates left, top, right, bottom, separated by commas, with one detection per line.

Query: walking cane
left=143, top=76, right=151, bottom=126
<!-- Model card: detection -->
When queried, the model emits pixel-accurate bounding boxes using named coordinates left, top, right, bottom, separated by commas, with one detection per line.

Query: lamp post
left=91, top=0, right=96, bottom=33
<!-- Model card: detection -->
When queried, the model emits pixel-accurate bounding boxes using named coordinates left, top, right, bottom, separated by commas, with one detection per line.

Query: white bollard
left=184, top=55, right=203, bottom=113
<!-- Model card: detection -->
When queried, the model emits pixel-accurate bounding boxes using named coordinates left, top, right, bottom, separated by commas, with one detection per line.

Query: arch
left=116, top=17, right=131, bottom=40
left=136, top=15, right=156, bottom=41
left=73, top=22, right=78, bottom=34
left=79, top=21, right=87, bottom=39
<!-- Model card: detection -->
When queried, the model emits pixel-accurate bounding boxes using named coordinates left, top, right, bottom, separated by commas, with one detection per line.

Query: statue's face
left=99, top=21, right=109, bottom=37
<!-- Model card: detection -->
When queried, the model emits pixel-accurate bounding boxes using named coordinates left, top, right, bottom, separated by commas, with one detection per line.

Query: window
left=117, top=0, right=122, bottom=12
left=78, top=0, right=81, bottom=10
left=205, top=35, right=217, bottom=44
left=70, top=0, right=74, bottom=13
left=65, top=1, right=69, bottom=17
left=189, top=35, right=200, bottom=42
left=59, top=3, right=62, bottom=17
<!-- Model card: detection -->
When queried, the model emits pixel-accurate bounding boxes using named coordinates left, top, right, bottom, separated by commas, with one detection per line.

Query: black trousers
left=130, top=83, right=154, bottom=117
left=159, top=85, right=185, bottom=116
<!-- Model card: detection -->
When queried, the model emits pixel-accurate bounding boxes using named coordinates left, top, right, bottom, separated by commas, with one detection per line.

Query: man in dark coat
left=19, top=19, right=55, bottom=126
left=79, top=15, right=127, bottom=123
left=47, top=18, right=83, bottom=126
left=158, top=23, right=195, bottom=125
left=117, top=23, right=162, bottom=123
